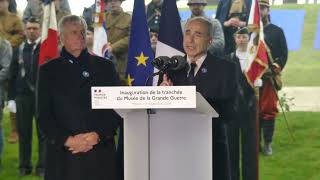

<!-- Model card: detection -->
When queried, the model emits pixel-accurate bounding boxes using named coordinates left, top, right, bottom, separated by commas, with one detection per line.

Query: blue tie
left=188, top=63, right=197, bottom=85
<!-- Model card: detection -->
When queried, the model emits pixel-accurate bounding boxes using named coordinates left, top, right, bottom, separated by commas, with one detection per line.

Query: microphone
left=151, top=55, right=187, bottom=71
left=151, top=56, right=171, bottom=70
left=169, top=55, right=187, bottom=71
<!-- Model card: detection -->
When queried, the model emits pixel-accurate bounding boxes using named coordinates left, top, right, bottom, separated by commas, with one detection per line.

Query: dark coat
left=164, top=53, right=237, bottom=180
left=227, top=53, right=256, bottom=128
left=226, top=53, right=257, bottom=180
left=37, top=49, right=120, bottom=180
left=264, top=23, right=288, bottom=69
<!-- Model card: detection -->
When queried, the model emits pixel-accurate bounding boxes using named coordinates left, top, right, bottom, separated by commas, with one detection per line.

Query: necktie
left=188, top=63, right=197, bottom=85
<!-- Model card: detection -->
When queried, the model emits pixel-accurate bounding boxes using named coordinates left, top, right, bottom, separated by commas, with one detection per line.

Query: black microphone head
left=151, top=56, right=170, bottom=70
left=169, top=55, right=187, bottom=71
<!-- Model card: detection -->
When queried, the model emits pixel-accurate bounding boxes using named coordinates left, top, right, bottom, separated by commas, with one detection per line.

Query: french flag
left=153, top=0, right=185, bottom=84
left=39, top=0, right=59, bottom=65
left=92, top=0, right=109, bottom=58
left=245, top=0, right=268, bottom=87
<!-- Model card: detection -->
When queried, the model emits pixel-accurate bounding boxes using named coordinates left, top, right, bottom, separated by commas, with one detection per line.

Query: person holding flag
left=226, top=27, right=258, bottom=180
left=259, top=0, right=288, bottom=156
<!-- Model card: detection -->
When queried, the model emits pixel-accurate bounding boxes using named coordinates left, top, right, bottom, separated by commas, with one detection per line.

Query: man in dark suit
left=37, top=15, right=120, bottom=180
left=161, top=17, right=237, bottom=180
left=8, top=17, right=46, bottom=177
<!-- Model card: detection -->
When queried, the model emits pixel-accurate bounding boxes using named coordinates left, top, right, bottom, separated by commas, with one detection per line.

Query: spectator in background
left=259, top=0, right=288, bottom=156
left=149, top=28, right=159, bottom=55
left=182, top=0, right=225, bottom=56
left=0, top=0, right=24, bottom=48
left=37, top=15, right=120, bottom=180
left=82, top=0, right=111, bottom=27
left=0, top=0, right=25, bottom=145
left=8, top=17, right=46, bottom=177
left=227, top=27, right=258, bottom=180
left=86, top=26, right=94, bottom=53
left=23, top=0, right=71, bottom=23
left=105, top=0, right=131, bottom=85
left=146, top=0, right=162, bottom=31
left=0, top=38, right=13, bottom=173
left=215, top=0, right=252, bottom=55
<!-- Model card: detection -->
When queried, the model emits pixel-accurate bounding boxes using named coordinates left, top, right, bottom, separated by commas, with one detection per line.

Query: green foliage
left=278, top=92, right=295, bottom=112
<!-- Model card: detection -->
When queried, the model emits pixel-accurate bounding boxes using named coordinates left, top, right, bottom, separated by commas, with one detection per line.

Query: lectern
left=116, top=93, right=218, bottom=180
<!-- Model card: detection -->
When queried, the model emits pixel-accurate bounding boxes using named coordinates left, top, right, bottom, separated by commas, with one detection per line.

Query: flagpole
left=255, top=87, right=260, bottom=180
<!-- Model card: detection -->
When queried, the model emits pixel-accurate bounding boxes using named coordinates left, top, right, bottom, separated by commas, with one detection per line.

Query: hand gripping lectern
left=116, top=92, right=218, bottom=180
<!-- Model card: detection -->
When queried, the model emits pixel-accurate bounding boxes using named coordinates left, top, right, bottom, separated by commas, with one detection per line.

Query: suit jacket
left=164, top=53, right=237, bottom=180
left=37, top=49, right=120, bottom=180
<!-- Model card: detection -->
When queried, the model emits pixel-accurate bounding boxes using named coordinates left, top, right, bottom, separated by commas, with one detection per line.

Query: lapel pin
left=201, top=67, right=207, bottom=74
left=82, top=71, right=90, bottom=78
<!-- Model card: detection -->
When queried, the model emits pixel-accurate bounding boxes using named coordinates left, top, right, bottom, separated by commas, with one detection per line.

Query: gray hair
left=185, top=16, right=214, bottom=38
left=58, top=15, right=87, bottom=35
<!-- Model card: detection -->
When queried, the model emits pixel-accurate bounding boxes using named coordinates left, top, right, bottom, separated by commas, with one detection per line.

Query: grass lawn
left=1, top=111, right=320, bottom=180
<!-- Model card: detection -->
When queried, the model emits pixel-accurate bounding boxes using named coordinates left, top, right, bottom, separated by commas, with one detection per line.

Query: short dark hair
left=27, top=16, right=41, bottom=25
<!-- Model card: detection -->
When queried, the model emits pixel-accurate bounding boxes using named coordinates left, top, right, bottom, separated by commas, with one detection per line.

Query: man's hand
left=160, top=74, right=173, bottom=86
left=64, top=132, right=99, bottom=154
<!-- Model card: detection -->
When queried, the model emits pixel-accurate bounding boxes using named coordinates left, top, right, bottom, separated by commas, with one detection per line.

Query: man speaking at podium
left=160, top=17, right=237, bottom=180
left=37, top=15, right=120, bottom=180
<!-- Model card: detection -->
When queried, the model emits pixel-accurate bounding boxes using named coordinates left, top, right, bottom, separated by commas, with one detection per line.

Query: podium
left=116, top=93, right=218, bottom=180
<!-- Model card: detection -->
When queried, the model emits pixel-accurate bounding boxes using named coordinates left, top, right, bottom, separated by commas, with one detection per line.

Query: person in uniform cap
left=105, top=0, right=131, bottom=85
left=258, top=0, right=288, bottom=156
left=183, top=0, right=225, bottom=56
left=227, top=27, right=258, bottom=180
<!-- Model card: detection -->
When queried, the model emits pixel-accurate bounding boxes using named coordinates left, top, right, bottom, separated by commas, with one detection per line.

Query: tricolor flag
left=92, top=0, right=110, bottom=58
left=153, top=0, right=185, bottom=84
left=126, top=0, right=154, bottom=86
left=39, top=0, right=59, bottom=65
left=244, top=0, right=268, bottom=87
left=156, top=0, right=184, bottom=57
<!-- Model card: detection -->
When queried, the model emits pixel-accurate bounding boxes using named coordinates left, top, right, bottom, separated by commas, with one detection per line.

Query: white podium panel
left=118, top=94, right=217, bottom=180
left=150, top=110, right=212, bottom=180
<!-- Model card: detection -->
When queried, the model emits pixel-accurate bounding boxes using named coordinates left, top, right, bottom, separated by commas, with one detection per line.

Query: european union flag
left=126, top=0, right=154, bottom=86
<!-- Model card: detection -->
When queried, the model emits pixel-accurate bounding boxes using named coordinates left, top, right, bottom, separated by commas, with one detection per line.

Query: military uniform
left=105, top=10, right=131, bottom=84
left=0, top=12, right=24, bottom=48
left=146, top=0, right=162, bottom=31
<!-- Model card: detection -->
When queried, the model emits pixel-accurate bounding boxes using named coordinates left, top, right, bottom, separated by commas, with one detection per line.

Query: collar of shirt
left=27, top=38, right=41, bottom=50
left=236, top=49, right=247, bottom=72
left=187, top=53, right=207, bottom=76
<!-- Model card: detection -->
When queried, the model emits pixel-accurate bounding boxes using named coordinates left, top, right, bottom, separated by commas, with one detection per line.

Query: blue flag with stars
left=126, top=0, right=154, bottom=86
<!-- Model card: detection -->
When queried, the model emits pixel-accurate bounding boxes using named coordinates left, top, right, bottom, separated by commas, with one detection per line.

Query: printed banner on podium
left=91, top=86, right=196, bottom=109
